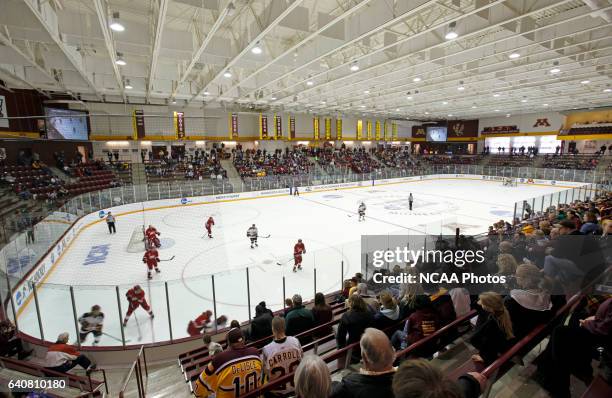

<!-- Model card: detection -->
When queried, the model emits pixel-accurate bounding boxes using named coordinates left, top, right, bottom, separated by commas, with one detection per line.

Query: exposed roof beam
left=170, top=2, right=232, bottom=99
left=0, top=65, right=51, bottom=98
left=190, top=0, right=306, bottom=102
left=224, top=0, right=376, bottom=98
left=147, top=0, right=170, bottom=102
left=0, top=83, right=14, bottom=92
left=93, top=0, right=126, bottom=102
left=22, top=0, right=102, bottom=99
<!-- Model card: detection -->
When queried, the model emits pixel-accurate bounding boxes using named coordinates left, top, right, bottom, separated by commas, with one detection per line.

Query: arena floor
left=17, top=178, right=576, bottom=345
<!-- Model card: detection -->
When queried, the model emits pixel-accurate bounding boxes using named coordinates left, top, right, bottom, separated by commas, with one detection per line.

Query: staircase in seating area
left=131, top=163, right=149, bottom=202
left=104, top=362, right=192, bottom=398
left=594, top=155, right=612, bottom=173
left=530, top=154, right=546, bottom=169
left=221, top=159, right=243, bottom=192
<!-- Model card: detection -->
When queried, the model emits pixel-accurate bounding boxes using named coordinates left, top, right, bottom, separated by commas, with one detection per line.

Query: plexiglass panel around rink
left=0, top=166, right=609, bottom=347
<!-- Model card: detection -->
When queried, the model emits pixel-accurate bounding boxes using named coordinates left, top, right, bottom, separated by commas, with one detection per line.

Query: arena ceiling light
left=508, top=52, right=520, bottom=59
left=406, top=96, right=413, bottom=100
left=203, top=91, right=210, bottom=96
left=445, top=22, right=458, bottom=40
left=442, top=101, right=448, bottom=105
left=270, top=96, right=277, bottom=100
left=604, top=88, right=612, bottom=93
left=506, top=114, right=511, bottom=117
left=413, top=77, right=421, bottom=82
left=360, top=105, right=366, bottom=108
left=109, top=12, right=125, bottom=32
left=306, top=81, right=314, bottom=86
left=124, top=79, right=133, bottom=90
left=364, top=90, right=370, bottom=94
left=171, top=99, right=177, bottom=104
left=521, top=98, right=528, bottom=103
left=471, top=105, right=477, bottom=108
left=447, top=114, right=453, bottom=117
left=424, top=111, right=430, bottom=115
left=494, top=109, right=500, bottom=112
left=251, top=42, right=263, bottom=55
left=543, top=103, right=549, bottom=106
left=493, top=93, right=500, bottom=97
left=395, top=108, right=400, bottom=111
left=223, top=71, right=232, bottom=78
left=580, top=80, right=590, bottom=84
left=115, top=52, right=126, bottom=66
left=457, top=85, right=465, bottom=91
left=350, top=62, right=360, bottom=72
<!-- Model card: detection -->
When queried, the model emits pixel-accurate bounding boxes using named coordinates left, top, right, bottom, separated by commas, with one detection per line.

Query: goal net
left=502, top=177, right=518, bottom=187
left=126, top=225, right=146, bottom=253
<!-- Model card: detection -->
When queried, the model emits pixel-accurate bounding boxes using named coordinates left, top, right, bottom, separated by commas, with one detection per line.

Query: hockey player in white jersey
left=247, top=224, right=259, bottom=248
left=261, top=316, right=303, bottom=396
left=78, top=305, right=104, bottom=346
left=358, top=202, right=367, bottom=221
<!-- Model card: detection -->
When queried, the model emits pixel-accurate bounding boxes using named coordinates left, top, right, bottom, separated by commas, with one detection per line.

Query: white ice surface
left=17, top=178, right=572, bottom=345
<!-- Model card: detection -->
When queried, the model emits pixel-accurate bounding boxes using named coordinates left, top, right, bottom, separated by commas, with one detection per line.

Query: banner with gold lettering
left=336, top=118, right=342, bottom=140
left=289, top=116, right=295, bottom=139
left=356, top=120, right=363, bottom=140
left=384, top=121, right=390, bottom=141
left=324, top=118, right=331, bottom=140
left=229, top=113, right=238, bottom=139
left=313, top=117, right=320, bottom=140
left=375, top=120, right=381, bottom=140
left=259, top=114, right=269, bottom=139
left=174, top=111, right=185, bottom=139
left=132, top=110, right=145, bottom=139
left=366, top=120, right=372, bottom=140
left=274, top=114, right=282, bottom=139
left=392, top=122, right=398, bottom=140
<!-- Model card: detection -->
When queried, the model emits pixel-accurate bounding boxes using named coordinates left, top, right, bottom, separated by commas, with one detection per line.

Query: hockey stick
left=159, top=256, right=175, bottom=261
left=102, top=331, right=131, bottom=343
left=134, top=315, right=143, bottom=342
left=259, top=234, right=271, bottom=239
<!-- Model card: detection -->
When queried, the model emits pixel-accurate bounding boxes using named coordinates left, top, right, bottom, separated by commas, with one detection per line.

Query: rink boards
left=8, top=173, right=586, bottom=317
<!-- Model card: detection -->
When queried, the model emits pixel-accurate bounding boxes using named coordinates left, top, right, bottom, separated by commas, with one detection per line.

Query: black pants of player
left=409, top=201, right=413, bottom=210
left=107, top=222, right=116, bottom=234
left=536, top=324, right=606, bottom=397
left=250, top=238, right=258, bottom=246
left=79, top=330, right=102, bottom=343
left=47, top=354, right=92, bottom=373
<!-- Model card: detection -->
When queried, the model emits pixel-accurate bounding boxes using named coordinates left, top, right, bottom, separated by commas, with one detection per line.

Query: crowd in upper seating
left=315, top=146, right=382, bottom=174
left=145, top=148, right=227, bottom=181
left=233, top=146, right=312, bottom=177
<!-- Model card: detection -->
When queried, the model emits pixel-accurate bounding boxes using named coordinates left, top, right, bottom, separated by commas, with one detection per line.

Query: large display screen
left=426, top=126, right=447, bottom=142
left=44, top=107, right=89, bottom=140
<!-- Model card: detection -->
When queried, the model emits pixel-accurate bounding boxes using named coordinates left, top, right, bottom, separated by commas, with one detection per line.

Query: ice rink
left=16, top=177, right=575, bottom=345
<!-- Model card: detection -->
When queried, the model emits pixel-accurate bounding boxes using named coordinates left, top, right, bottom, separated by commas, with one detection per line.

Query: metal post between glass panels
left=165, top=282, right=173, bottom=342
left=116, top=286, right=126, bottom=347
left=5, top=272, right=18, bottom=331
left=212, top=275, right=217, bottom=333
left=32, top=282, right=44, bottom=340
left=69, top=286, right=81, bottom=349
left=246, top=268, right=251, bottom=322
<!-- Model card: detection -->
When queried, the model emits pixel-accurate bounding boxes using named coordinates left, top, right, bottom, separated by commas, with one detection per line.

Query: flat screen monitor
left=44, top=107, right=89, bottom=140
left=426, top=126, right=447, bottom=142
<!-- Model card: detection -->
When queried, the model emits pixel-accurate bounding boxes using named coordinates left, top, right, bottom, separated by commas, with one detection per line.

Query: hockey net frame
left=502, top=177, right=518, bottom=187
left=126, top=225, right=146, bottom=253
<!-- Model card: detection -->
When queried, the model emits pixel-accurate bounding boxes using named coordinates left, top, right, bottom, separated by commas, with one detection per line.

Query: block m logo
left=533, top=118, right=551, bottom=127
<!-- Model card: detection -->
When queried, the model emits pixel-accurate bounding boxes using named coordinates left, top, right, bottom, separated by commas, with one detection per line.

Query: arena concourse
left=0, top=0, right=610, bottom=397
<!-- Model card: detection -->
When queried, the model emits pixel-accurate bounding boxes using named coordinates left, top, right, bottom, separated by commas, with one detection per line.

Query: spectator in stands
left=505, top=263, right=553, bottom=339
left=262, top=317, right=303, bottom=397
left=470, top=292, right=514, bottom=365
left=202, top=334, right=223, bottom=357
left=536, top=297, right=612, bottom=397
left=374, top=291, right=400, bottom=332
left=44, top=332, right=96, bottom=374
left=285, top=294, right=314, bottom=343
left=294, top=354, right=331, bottom=398
left=337, top=294, right=374, bottom=363
left=391, top=295, right=438, bottom=351
left=398, top=272, right=424, bottom=318
left=248, top=302, right=274, bottom=342
left=0, top=320, right=32, bottom=360
left=392, top=359, right=484, bottom=398
left=330, top=328, right=396, bottom=398
left=312, top=292, right=333, bottom=337
left=429, top=285, right=457, bottom=328
left=495, top=253, right=518, bottom=290
left=579, top=211, right=600, bottom=235
left=356, top=283, right=380, bottom=313
left=194, top=328, right=264, bottom=398
left=284, top=298, right=294, bottom=316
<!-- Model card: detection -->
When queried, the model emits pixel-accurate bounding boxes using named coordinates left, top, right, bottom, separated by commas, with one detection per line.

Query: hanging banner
left=324, top=118, right=332, bottom=140
left=336, top=118, right=342, bottom=140
left=289, top=116, right=296, bottom=139
left=132, top=110, right=146, bottom=139
left=313, top=117, right=320, bottom=140
left=174, top=111, right=185, bottom=139
left=384, top=121, right=390, bottom=141
left=229, top=113, right=239, bottom=139
left=274, top=114, right=282, bottom=139
left=392, top=122, right=398, bottom=140
left=356, top=120, right=363, bottom=140
left=366, top=120, right=372, bottom=140
left=259, top=114, right=269, bottom=139
left=375, top=120, right=381, bottom=140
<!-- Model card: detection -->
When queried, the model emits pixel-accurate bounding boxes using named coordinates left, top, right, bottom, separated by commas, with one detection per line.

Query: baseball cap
left=226, top=327, right=244, bottom=345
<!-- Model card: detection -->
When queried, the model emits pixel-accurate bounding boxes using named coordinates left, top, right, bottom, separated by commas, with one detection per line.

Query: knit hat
left=226, top=327, right=244, bottom=345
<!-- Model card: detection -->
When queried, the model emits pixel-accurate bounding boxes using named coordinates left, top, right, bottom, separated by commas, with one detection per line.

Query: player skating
left=247, top=224, right=258, bottom=248
left=408, top=193, right=413, bottom=211
left=78, top=305, right=104, bottom=346
left=293, top=239, right=306, bottom=272
left=123, top=285, right=154, bottom=327
left=187, top=310, right=213, bottom=336
left=142, top=247, right=161, bottom=280
left=358, top=202, right=367, bottom=221
left=294, top=186, right=299, bottom=196
left=205, top=216, right=215, bottom=238
left=145, top=225, right=161, bottom=248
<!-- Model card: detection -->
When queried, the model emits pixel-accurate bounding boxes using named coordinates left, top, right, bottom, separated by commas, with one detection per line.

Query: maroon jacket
left=584, top=298, right=612, bottom=336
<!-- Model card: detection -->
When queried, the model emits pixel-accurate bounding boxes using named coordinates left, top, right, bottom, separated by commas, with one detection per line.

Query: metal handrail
left=119, top=345, right=147, bottom=398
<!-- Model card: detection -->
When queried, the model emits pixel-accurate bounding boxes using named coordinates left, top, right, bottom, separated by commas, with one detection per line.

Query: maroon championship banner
left=174, top=111, right=185, bottom=139
left=133, top=110, right=145, bottom=139
left=289, top=116, right=296, bottom=139
left=260, top=114, right=269, bottom=139
left=275, top=115, right=282, bottom=139
left=229, top=113, right=238, bottom=139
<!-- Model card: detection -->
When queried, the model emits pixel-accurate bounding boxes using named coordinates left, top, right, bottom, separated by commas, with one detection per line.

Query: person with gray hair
left=356, top=283, right=379, bottom=313
left=44, top=332, right=96, bottom=374
left=331, top=328, right=396, bottom=398
left=294, top=354, right=331, bottom=398
left=285, top=294, right=314, bottom=344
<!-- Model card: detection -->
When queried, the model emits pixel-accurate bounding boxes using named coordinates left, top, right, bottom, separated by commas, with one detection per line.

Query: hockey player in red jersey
left=145, top=225, right=161, bottom=248
left=123, top=285, right=154, bottom=326
left=293, top=239, right=306, bottom=272
left=187, top=310, right=213, bottom=336
left=142, top=247, right=161, bottom=279
left=205, top=217, right=215, bottom=238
